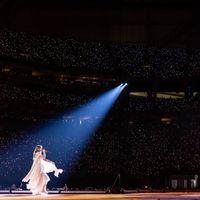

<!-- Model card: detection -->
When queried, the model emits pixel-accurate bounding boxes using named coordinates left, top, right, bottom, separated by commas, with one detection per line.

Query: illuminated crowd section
left=1, top=29, right=200, bottom=79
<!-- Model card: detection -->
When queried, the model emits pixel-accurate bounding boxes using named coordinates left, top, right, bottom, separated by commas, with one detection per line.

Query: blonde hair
left=33, top=145, right=43, bottom=155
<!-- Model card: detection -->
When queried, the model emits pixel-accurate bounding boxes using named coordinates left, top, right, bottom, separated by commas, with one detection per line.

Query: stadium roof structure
left=0, top=0, right=199, bottom=48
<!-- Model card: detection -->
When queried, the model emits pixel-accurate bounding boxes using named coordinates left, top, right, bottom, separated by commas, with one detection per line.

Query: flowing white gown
left=22, top=151, right=63, bottom=195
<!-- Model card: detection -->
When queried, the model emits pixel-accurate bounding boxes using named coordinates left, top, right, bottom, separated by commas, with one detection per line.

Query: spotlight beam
left=3, top=84, right=126, bottom=187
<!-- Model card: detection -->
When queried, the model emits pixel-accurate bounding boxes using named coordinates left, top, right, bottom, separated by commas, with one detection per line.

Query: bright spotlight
left=7, top=84, right=126, bottom=188
left=120, top=83, right=128, bottom=89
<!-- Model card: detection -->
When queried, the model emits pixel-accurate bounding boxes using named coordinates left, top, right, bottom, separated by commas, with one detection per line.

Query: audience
left=0, top=28, right=200, bottom=78
left=0, top=28, right=200, bottom=189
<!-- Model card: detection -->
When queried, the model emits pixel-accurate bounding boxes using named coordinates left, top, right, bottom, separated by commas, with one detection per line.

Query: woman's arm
left=43, top=158, right=55, bottom=164
left=42, top=149, right=55, bottom=164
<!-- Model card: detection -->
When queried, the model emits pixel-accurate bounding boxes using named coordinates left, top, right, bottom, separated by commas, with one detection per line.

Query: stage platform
left=1, top=192, right=200, bottom=200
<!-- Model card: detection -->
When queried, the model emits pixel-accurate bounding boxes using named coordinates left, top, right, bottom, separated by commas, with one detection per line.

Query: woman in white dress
left=22, top=145, right=63, bottom=195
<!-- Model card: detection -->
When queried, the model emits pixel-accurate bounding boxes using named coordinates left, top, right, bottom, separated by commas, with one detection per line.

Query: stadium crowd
left=1, top=28, right=200, bottom=190
left=0, top=28, right=200, bottom=78
left=0, top=81, right=200, bottom=189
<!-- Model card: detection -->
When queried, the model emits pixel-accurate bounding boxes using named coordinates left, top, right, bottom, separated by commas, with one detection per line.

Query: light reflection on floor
left=1, top=192, right=200, bottom=200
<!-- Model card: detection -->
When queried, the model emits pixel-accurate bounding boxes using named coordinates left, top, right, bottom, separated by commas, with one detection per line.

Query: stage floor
left=1, top=192, right=200, bottom=200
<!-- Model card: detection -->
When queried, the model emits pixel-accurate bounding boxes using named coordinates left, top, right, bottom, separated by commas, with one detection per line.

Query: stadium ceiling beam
left=158, top=7, right=200, bottom=48
left=0, top=0, right=18, bottom=28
